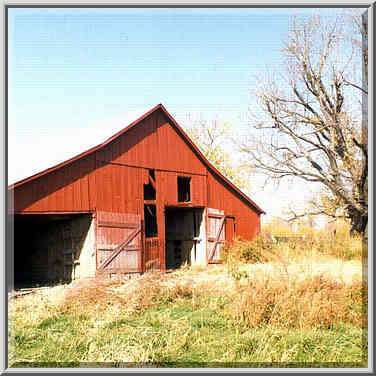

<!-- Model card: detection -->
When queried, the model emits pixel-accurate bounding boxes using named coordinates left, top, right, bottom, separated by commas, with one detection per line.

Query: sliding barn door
left=96, top=211, right=142, bottom=275
left=207, top=208, right=225, bottom=263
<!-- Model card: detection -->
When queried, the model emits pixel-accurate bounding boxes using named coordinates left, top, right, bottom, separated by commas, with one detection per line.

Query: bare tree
left=240, top=11, right=368, bottom=235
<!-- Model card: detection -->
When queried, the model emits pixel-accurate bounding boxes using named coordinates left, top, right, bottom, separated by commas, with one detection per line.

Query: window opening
left=144, top=204, right=158, bottom=237
left=144, top=169, right=156, bottom=200
left=177, top=177, right=191, bottom=202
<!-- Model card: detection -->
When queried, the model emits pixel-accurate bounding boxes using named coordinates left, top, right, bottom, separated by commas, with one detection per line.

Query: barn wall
left=195, top=208, right=207, bottom=266
left=11, top=108, right=262, bottom=278
left=12, top=110, right=208, bottom=214
left=207, top=172, right=261, bottom=241
left=72, top=215, right=96, bottom=279
left=97, top=111, right=206, bottom=175
left=47, top=215, right=96, bottom=281
left=158, top=171, right=207, bottom=207
left=12, top=155, right=95, bottom=213
left=92, top=163, right=144, bottom=215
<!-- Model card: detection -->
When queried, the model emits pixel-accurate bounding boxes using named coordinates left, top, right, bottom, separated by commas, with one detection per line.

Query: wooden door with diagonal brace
left=96, top=211, right=142, bottom=275
left=207, top=208, right=225, bottom=263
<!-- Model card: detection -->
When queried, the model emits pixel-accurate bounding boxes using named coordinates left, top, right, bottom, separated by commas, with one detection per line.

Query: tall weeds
left=223, top=225, right=363, bottom=266
left=221, top=225, right=366, bottom=330
left=228, top=271, right=365, bottom=330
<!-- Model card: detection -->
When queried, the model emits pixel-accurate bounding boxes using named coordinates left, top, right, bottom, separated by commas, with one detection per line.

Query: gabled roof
left=9, top=104, right=265, bottom=215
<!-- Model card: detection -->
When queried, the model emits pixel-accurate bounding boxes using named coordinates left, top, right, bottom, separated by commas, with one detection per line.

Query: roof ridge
left=9, top=104, right=265, bottom=214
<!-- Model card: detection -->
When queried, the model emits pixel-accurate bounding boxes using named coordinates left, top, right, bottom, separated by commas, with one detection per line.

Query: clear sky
left=7, top=7, right=351, bottom=220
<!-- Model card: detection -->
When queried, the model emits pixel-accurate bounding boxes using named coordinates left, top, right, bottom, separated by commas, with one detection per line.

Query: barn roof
left=9, top=104, right=265, bottom=215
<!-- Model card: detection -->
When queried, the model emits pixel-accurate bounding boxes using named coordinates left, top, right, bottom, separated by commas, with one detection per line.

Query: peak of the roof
left=9, top=104, right=265, bottom=214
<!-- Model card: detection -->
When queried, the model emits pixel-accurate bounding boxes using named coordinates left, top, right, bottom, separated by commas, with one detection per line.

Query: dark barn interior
left=165, top=207, right=205, bottom=269
left=13, top=213, right=93, bottom=287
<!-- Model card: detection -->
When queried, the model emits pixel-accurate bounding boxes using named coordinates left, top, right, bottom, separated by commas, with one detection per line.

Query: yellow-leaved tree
left=185, top=119, right=252, bottom=193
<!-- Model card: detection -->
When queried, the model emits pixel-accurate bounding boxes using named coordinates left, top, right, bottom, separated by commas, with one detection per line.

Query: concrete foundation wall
left=71, top=215, right=96, bottom=279
left=45, top=215, right=96, bottom=281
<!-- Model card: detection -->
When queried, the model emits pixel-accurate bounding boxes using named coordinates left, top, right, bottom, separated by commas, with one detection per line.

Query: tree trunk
left=349, top=207, right=368, bottom=236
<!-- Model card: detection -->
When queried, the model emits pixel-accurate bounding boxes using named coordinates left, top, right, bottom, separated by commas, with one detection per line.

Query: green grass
left=11, top=314, right=89, bottom=366
left=10, top=293, right=367, bottom=368
left=9, top=246, right=367, bottom=369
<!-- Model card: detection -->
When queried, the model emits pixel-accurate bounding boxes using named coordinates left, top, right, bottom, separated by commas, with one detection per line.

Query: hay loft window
left=177, top=177, right=191, bottom=202
left=144, top=204, right=158, bottom=237
left=144, top=169, right=156, bottom=201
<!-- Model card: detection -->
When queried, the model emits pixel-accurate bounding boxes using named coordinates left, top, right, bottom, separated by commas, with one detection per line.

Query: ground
left=8, top=254, right=367, bottom=367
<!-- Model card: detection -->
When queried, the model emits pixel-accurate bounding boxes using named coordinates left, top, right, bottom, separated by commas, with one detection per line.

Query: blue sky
left=8, top=7, right=353, bottom=219
left=9, top=8, right=291, bottom=124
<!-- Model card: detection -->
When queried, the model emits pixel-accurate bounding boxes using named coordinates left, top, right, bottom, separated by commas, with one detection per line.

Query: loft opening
left=177, top=177, right=191, bottom=203
left=144, top=169, right=156, bottom=201
left=144, top=204, right=158, bottom=237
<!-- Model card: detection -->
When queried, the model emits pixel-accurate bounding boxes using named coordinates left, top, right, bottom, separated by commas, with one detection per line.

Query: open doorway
left=13, top=213, right=95, bottom=288
left=165, top=207, right=206, bottom=270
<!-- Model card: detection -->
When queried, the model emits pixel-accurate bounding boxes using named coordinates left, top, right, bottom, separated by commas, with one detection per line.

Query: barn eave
left=8, top=103, right=265, bottom=215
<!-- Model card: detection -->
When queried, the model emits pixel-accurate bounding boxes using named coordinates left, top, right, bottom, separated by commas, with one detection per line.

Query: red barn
left=8, top=104, right=265, bottom=284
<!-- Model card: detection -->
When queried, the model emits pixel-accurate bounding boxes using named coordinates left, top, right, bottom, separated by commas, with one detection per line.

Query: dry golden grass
left=9, top=248, right=367, bottom=366
left=218, top=229, right=366, bottom=331
left=9, top=284, right=68, bottom=326
left=10, top=225, right=366, bottom=354
left=10, top=272, right=209, bottom=326
left=10, top=253, right=365, bottom=332
left=227, top=270, right=365, bottom=330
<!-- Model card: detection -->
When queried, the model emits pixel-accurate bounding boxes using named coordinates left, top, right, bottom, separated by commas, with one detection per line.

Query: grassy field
left=9, top=234, right=368, bottom=368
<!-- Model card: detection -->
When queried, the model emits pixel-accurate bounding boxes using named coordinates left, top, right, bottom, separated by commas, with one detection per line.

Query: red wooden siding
left=12, top=109, right=209, bottom=214
left=10, top=104, right=264, bottom=277
left=12, top=155, right=95, bottom=213
left=98, top=111, right=206, bottom=175
left=207, top=172, right=260, bottom=241
left=158, top=171, right=207, bottom=207
left=144, top=237, right=160, bottom=271
left=225, top=216, right=236, bottom=244
left=92, top=162, right=143, bottom=215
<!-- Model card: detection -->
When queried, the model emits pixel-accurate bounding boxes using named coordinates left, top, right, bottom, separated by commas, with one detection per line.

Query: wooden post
left=92, top=211, right=98, bottom=274
left=140, top=220, right=145, bottom=273
left=155, top=170, right=166, bottom=272
left=157, top=204, right=166, bottom=272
